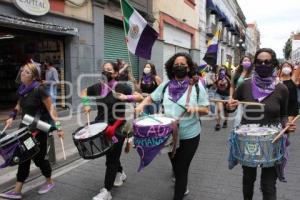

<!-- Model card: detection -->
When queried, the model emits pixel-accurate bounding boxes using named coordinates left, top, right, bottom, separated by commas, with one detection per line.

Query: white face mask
left=282, top=67, right=292, bottom=75
left=144, top=67, right=151, bottom=74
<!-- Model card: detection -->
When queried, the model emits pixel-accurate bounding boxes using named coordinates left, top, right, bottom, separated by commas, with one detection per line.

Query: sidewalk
left=1, top=119, right=300, bottom=200
left=0, top=110, right=98, bottom=191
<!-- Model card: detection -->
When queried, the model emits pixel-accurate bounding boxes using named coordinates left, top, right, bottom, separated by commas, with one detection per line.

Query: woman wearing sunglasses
left=227, top=48, right=296, bottom=200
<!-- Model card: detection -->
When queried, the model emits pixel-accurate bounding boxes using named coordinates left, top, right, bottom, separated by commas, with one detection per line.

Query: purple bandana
left=100, top=80, right=118, bottom=97
left=142, top=74, right=153, bottom=84
left=18, top=81, right=40, bottom=97
left=251, top=71, right=276, bottom=102
left=133, top=120, right=173, bottom=171
left=168, top=78, right=189, bottom=102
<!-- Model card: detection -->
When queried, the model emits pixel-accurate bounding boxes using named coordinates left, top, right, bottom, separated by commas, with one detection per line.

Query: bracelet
left=82, top=96, right=90, bottom=106
left=55, top=121, right=62, bottom=131
left=8, top=109, right=17, bottom=120
left=126, top=95, right=135, bottom=102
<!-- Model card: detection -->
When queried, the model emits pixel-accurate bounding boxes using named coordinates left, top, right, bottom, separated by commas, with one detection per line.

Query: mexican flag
left=121, top=0, right=158, bottom=60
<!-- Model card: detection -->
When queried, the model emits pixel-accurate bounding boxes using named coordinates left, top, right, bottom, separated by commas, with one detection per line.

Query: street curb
left=0, top=150, right=80, bottom=193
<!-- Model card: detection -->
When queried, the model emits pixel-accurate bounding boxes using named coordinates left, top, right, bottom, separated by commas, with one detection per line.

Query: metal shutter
left=104, top=23, right=139, bottom=79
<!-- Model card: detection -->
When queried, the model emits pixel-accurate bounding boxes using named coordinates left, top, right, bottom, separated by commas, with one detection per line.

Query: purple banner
left=133, top=123, right=173, bottom=171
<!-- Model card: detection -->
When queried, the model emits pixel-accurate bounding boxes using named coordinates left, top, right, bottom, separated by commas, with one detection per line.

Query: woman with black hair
left=136, top=63, right=162, bottom=114
left=81, top=61, right=143, bottom=200
left=230, top=56, right=253, bottom=98
left=135, top=52, right=209, bottom=200
left=278, top=61, right=299, bottom=122
left=214, top=66, right=231, bottom=130
left=228, top=48, right=296, bottom=200
left=230, top=56, right=253, bottom=127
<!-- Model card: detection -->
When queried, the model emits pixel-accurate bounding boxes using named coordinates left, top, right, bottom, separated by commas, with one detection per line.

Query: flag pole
left=120, top=0, right=136, bottom=82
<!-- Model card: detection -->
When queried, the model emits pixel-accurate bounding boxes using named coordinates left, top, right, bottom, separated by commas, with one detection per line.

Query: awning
left=0, top=14, right=78, bottom=36
left=206, top=0, right=218, bottom=14
left=215, top=6, right=226, bottom=22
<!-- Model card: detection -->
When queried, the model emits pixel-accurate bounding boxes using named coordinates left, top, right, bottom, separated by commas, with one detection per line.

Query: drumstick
left=272, top=115, right=300, bottom=143
left=87, top=112, right=90, bottom=127
left=60, top=137, right=66, bottom=160
left=0, top=124, right=9, bottom=135
left=209, top=98, right=265, bottom=106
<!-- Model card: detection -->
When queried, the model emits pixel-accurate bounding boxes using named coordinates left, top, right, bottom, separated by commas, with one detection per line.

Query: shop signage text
left=14, top=0, right=50, bottom=16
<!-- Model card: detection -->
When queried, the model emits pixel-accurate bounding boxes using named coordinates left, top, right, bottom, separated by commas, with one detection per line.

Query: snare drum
left=72, top=123, right=112, bottom=159
left=231, top=124, right=285, bottom=168
left=0, top=127, right=40, bottom=168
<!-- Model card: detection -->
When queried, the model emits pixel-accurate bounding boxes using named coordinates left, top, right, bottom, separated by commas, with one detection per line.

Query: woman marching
left=227, top=48, right=296, bottom=200
left=136, top=63, right=162, bottom=114
left=278, top=61, right=299, bottom=121
left=214, top=66, right=231, bottom=130
left=81, top=61, right=143, bottom=200
left=135, top=52, right=209, bottom=200
left=0, top=63, right=64, bottom=200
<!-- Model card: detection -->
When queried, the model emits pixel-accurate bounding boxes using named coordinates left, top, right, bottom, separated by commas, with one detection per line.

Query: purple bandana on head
left=100, top=79, right=118, bottom=97
left=142, top=74, right=153, bottom=84
left=133, top=120, right=173, bottom=171
left=168, top=78, right=189, bottom=102
left=251, top=71, right=276, bottom=102
left=18, top=81, right=40, bottom=97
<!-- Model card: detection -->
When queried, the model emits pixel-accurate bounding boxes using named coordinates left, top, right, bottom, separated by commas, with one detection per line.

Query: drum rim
left=133, top=114, right=175, bottom=127
left=0, top=127, right=29, bottom=148
left=72, top=129, right=108, bottom=142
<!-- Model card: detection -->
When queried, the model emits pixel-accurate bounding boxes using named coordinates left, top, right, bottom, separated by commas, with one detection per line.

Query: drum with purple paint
left=231, top=124, right=285, bottom=168
left=0, top=127, right=40, bottom=168
left=72, top=123, right=112, bottom=159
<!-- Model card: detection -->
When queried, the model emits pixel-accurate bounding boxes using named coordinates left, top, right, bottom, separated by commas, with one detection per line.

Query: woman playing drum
left=135, top=52, right=210, bottom=200
left=0, top=63, right=64, bottom=200
left=227, top=48, right=296, bottom=200
left=81, top=61, right=143, bottom=200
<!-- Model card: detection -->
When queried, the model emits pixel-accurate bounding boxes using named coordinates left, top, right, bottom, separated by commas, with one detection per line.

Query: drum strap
left=170, top=84, right=193, bottom=157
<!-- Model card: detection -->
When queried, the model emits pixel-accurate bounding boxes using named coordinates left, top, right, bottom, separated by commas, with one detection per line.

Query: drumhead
left=74, top=123, right=108, bottom=140
left=0, top=127, right=27, bottom=144
left=235, top=124, right=280, bottom=136
left=135, top=115, right=175, bottom=126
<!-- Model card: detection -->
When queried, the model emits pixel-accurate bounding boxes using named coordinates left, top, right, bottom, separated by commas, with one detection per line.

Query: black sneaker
left=215, top=124, right=221, bottom=131
left=222, top=121, right=228, bottom=128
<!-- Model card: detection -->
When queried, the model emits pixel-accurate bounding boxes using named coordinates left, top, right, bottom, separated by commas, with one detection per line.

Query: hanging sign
left=14, top=0, right=50, bottom=16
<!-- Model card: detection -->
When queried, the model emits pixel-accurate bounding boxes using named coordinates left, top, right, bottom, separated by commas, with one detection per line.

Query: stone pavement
left=2, top=117, right=299, bottom=200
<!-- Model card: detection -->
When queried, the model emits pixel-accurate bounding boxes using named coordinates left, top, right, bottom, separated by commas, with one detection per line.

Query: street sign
left=14, top=0, right=50, bottom=16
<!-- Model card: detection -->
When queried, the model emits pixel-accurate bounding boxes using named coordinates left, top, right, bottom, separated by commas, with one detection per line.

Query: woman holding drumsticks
left=227, top=48, right=296, bottom=200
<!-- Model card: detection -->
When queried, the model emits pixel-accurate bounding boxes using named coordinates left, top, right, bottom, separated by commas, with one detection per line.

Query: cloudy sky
left=237, top=0, right=300, bottom=58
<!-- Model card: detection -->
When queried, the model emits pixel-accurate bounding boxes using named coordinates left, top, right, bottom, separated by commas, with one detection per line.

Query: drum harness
left=160, top=80, right=200, bottom=157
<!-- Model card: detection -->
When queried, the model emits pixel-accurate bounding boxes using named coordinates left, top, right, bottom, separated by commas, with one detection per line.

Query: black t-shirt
left=19, top=85, right=49, bottom=122
left=87, top=82, right=132, bottom=125
left=234, top=79, right=288, bottom=126
left=283, top=80, right=299, bottom=116
left=140, top=77, right=158, bottom=94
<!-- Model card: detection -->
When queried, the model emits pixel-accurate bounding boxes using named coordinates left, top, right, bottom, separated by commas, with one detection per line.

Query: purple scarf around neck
left=142, top=74, right=153, bottom=84
left=168, top=78, right=189, bottom=102
left=100, top=79, right=118, bottom=97
left=251, top=71, right=276, bottom=102
left=18, top=81, right=40, bottom=97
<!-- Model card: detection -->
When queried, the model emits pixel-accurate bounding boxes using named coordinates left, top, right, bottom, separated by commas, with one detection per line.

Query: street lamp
left=236, top=38, right=246, bottom=61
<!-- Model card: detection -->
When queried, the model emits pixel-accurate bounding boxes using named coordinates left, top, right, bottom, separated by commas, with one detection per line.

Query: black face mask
left=255, top=65, right=274, bottom=78
left=102, top=71, right=113, bottom=82
left=173, top=65, right=188, bottom=79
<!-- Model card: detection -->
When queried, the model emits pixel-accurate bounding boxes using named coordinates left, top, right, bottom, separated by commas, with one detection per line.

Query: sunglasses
left=255, top=59, right=273, bottom=66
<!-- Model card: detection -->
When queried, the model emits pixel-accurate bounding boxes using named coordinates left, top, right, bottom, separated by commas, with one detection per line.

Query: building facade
left=0, top=0, right=152, bottom=114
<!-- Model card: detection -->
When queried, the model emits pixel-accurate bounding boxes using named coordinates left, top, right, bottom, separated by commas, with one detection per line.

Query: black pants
left=17, top=132, right=52, bottom=182
left=169, top=134, right=200, bottom=200
left=104, top=134, right=125, bottom=191
left=242, top=166, right=277, bottom=200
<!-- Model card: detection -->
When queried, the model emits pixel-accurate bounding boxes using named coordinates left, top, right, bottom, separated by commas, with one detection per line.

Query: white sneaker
left=184, top=189, right=189, bottom=196
left=113, top=171, right=127, bottom=187
left=92, top=188, right=112, bottom=200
